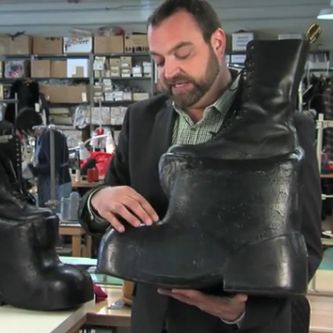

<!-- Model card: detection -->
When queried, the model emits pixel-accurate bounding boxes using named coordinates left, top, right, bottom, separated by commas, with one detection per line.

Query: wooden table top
left=86, top=285, right=131, bottom=328
left=309, top=293, right=333, bottom=333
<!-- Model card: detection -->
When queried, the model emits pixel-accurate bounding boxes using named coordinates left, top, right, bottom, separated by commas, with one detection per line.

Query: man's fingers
left=127, top=191, right=159, bottom=222
left=104, top=211, right=125, bottom=233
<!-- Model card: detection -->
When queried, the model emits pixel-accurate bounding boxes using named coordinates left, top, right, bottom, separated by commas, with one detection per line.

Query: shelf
left=95, top=76, right=151, bottom=81
left=95, top=52, right=150, bottom=57
left=30, top=77, right=90, bottom=81
left=0, top=54, right=91, bottom=60
left=321, top=174, right=333, bottom=179
left=94, top=100, right=134, bottom=106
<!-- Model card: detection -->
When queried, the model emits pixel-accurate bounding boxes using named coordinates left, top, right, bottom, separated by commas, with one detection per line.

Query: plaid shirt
left=172, top=75, right=239, bottom=145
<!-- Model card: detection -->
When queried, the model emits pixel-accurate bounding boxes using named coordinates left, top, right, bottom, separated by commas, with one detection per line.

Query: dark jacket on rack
left=31, top=128, right=71, bottom=208
left=79, top=92, right=322, bottom=333
left=5, top=79, right=40, bottom=124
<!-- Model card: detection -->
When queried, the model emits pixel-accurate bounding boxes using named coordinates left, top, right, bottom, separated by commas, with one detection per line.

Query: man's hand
left=91, top=185, right=159, bottom=233
left=158, top=288, right=247, bottom=322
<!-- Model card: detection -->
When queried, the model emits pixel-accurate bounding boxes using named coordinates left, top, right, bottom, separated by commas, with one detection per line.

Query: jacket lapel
left=150, top=97, right=175, bottom=157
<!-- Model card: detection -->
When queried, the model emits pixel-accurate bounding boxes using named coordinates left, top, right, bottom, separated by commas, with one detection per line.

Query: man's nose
left=163, top=58, right=180, bottom=80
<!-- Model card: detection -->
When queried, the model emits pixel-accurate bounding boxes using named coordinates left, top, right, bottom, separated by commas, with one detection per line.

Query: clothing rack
left=0, top=93, right=19, bottom=122
left=0, top=93, right=22, bottom=187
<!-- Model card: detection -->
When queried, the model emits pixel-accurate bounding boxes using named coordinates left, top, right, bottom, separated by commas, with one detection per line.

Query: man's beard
left=159, top=47, right=220, bottom=108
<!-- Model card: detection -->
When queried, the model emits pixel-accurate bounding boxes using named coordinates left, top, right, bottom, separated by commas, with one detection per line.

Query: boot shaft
left=0, top=157, right=52, bottom=218
left=169, top=39, right=309, bottom=160
left=223, top=39, right=309, bottom=159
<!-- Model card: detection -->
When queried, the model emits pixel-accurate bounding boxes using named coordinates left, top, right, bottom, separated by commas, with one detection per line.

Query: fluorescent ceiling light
left=317, top=8, right=333, bottom=20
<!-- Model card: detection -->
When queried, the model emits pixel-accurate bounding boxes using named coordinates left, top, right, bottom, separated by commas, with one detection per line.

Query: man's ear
left=210, top=28, right=227, bottom=58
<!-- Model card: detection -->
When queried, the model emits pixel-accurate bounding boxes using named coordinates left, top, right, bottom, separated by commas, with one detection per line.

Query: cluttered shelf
left=321, top=174, right=333, bottom=179
left=72, top=178, right=104, bottom=189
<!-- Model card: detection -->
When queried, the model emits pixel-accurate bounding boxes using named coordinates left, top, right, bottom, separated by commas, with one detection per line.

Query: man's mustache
left=163, top=75, right=196, bottom=86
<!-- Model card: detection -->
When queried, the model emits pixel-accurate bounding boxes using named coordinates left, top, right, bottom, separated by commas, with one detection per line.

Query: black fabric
left=79, top=94, right=322, bottom=333
left=291, top=296, right=310, bottom=333
left=34, top=128, right=71, bottom=185
left=5, top=79, right=40, bottom=124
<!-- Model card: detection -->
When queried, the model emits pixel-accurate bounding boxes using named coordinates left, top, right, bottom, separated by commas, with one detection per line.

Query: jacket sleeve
left=293, top=111, right=323, bottom=279
left=78, top=109, right=131, bottom=235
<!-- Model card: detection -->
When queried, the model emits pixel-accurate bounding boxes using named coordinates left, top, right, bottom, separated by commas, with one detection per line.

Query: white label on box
left=64, top=36, right=92, bottom=54
left=81, top=92, right=87, bottom=102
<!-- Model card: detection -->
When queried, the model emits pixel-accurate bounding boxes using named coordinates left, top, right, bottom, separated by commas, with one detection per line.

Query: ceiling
left=0, top=0, right=332, bottom=49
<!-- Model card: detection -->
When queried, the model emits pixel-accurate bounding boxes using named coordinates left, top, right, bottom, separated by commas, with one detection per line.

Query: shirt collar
left=172, top=72, right=240, bottom=118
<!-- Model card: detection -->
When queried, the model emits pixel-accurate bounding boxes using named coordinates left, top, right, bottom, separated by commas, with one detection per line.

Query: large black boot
left=0, top=157, right=51, bottom=218
left=97, top=39, right=310, bottom=296
left=0, top=213, right=94, bottom=310
left=0, top=134, right=93, bottom=309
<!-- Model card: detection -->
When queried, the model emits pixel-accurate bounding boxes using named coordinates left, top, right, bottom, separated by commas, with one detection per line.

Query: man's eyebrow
left=150, top=42, right=193, bottom=57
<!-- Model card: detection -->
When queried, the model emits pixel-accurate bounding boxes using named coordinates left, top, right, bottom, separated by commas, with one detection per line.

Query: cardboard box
left=109, top=58, right=121, bottom=67
left=33, top=37, right=63, bottom=55
left=63, top=37, right=92, bottom=54
left=31, top=60, right=51, bottom=77
left=94, top=36, right=124, bottom=54
left=0, top=36, right=8, bottom=54
left=124, top=34, right=149, bottom=53
left=0, top=35, right=31, bottom=55
left=120, top=56, right=132, bottom=68
left=40, top=84, right=89, bottom=103
left=8, top=36, right=31, bottom=55
left=51, top=60, right=67, bottom=78
left=133, top=92, right=149, bottom=101
left=232, top=32, right=254, bottom=51
left=91, top=107, right=111, bottom=125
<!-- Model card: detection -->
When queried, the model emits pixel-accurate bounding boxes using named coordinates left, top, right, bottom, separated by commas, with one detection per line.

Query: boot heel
left=223, top=232, right=308, bottom=296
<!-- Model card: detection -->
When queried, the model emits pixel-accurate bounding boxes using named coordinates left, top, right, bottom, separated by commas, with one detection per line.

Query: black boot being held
left=97, top=39, right=310, bottom=296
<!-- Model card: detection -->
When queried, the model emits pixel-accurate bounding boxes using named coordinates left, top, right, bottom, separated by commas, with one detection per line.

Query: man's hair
left=147, top=0, right=221, bottom=43
left=15, top=107, right=43, bottom=133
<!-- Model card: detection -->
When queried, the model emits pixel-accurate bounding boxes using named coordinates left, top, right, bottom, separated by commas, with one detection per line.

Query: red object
left=81, top=152, right=114, bottom=177
left=87, top=168, right=95, bottom=182
left=95, top=127, right=104, bottom=136
left=93, top=284, right=108, bottom=303
left=89, top=152, right=113, bottom=177
left=93, top=167, right=99, bottom=181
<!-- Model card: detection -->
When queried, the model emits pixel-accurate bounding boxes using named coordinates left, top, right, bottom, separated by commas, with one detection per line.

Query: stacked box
left=51, top=61, right=67, bottom=78
left=120, top=56, right=132, bottom=77
left=40, top=84, right=89, bottom=103
left=33, top=37, right=62, bottom=55
left=94, top=36, right=124, bottom=54
left=142, top=61, right=152, bottom=77
left=91, top=107, right=111, bottom=125
left=124, top=34, right=149, bottom=53
left=133, top=92, right=149, bottom=101
left=110, top=58, right=121, bottom=77
left=31, top=60, right=51, bottom=77
left=132, top=65, right=142, bottom=77
left=111, top=106, right=127, bottom=125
